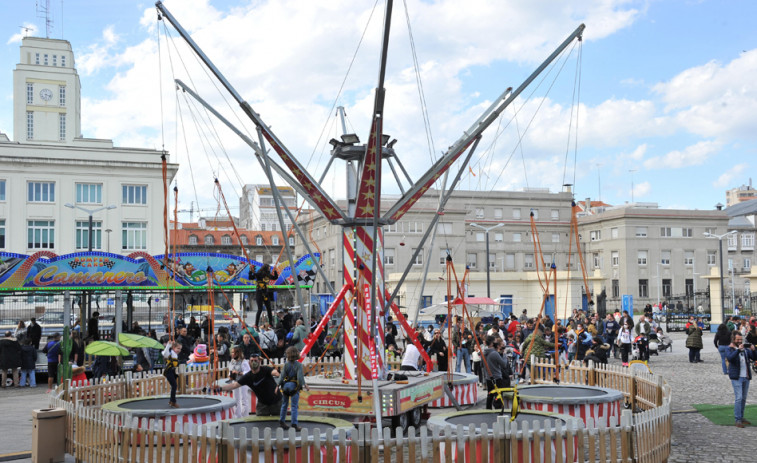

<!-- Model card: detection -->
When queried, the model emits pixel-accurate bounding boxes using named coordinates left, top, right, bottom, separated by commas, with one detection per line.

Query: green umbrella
left=84, top=340, right=131, bottom=357
left=118, top=332, right=163, bottom=349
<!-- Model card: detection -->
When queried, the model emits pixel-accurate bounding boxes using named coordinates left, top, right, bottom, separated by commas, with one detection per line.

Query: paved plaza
left=0, top=330, right=755, bottom=462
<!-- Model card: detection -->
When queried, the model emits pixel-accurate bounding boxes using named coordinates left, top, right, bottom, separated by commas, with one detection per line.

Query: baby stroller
left=656, top=333, right=673, bottom=352
left=647, top=332, right=659, bottom=356
left=631, top=335, right=649, bottom=361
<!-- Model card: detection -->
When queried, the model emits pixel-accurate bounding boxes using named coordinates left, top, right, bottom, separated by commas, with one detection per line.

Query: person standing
left=227, top=346, right=252, bottom=418
left=42, top=333, right=61, bottom=391
left=618, top=322, right=633, bottom=367
left=88, top=311, right=100, bottom=341
left=162, top=341, right=183, bottom=408
left=291, top=319, right=308, bottom=352
left=216, top=353, right=282, bottom=417
left=27, top=318, right=42, bottom=350
left=685, top=320, right=704, bottom=363
left=427, top=329, right=448, bottom=371
left=0, top=331, right=22, bottom=388
left=483, top=336, right=511, bottom=410
left=714, top=323, right=732, bottom=374
left=19, top=339, right=37, bottom=387
left=276, top=346, right=308, bottom=431
left=603, top=314, right=620, bottom=359
left=726, top=331, right=757, bottom=428
left=634, top=315, right=652, bottom=361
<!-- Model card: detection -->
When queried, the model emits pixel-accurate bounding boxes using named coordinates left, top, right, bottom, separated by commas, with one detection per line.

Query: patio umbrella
left=84, top=340, right=131, bottom=357
left=118, top=332, right=163, bottom=349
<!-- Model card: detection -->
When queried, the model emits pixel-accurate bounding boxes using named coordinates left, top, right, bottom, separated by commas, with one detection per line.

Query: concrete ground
left=0, top=330, right=755, bottom=462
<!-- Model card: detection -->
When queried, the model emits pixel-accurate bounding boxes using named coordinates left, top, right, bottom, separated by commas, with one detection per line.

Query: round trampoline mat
left=519, top=386, right=608, bottom=399
left=102, top=394, right=236, bottom=417
left=119, top=397, right=220, bottom=410
left=443, top=412, right=564, bottom=428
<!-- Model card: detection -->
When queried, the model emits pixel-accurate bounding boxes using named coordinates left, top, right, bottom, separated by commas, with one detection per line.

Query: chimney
left=585, top=197, right=591, bottom=212
left=715, top=203, right=724, bottom=211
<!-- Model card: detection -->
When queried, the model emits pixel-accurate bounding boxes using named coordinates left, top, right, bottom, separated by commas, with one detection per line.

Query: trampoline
left=428, top=373, right=478, bottom=408
left=427, top=409, right=583, bottom=462
left=503, top=385, right=624, bottom=427
left=102, top=394, right=236, bottom=433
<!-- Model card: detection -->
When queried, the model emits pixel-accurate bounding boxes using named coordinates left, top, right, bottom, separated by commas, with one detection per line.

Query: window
left=188, top=235, right=198, bottom=245
left=552, top=233, right=560, bottom=243
left=407, top=222, right=423, bottom=234
left=35, top=53, right=39, bottom=64
left=611, top=227, right=619, bottom=239
left=499, top=295, right=513, bottom=314
left=638, top=279, right=648, bottom=298
left=59, top=86, right=66, bottom=107
left=44, top=54, right=48, bottom=65
left=384, top=248, right=395, bottom=265
left=742, top=233, right=755, bottom=250
left=662, top=279, right=672, bottom=298
left=76, top=183, right=102, bottom=204
left=728, top=233, right=738, bottom=250
left=489, top=253, right=496, bottom=269
left=0, top=179, right=5, bottom=201
left=707, top=251, right=717, bottom=266
left=637, top=250, right=648, bottom=266
left=494, top=232, right=503, bottom=242
left=494, top=208, right=503, bottom=219
left=270, top=223, right=277, bottom=231
left=437, top=222, right=452, bottom=234
left=27, top=83, right=33, bottom=104
left=75, top=220, right=102, bottom=250
left=467, top=253, right=477, bottom=269
left=745, top=258, right=752, bottom=270
left=61, top=55, right=66, bottom=67
left=422, top=296, right=433, bottom=308
left=28, top=220, right=55, bottom=249
left=612, top=279, right=619, bottom=298
left=513, top=208, right=521, bottom=220
left=27, top=181, right=55, bottom=202
left=728, top=258, right=733, bottom=270
left=221, top=235, right=232, bottom=245
left=288, top=236, right=294, bottom=246
left=329, top=249, right=335, bottom=266
left=590, top=230, right=601, bottom=241
left=475, top=208, right=484, bottom=219
left=635, top=227, right=647, bottom=238
left=121, top=222, right=146, bottom=250
left=505, top=253, right=515, bottom=269
left=122, top=185, right=147, bottom=205
left=660, top=227, right=671, bottom=237
left=612, top=251, right=619, bottom=267
left=685, top=279, right=694, bottom=297
left=27, top=111, right=33, bottom=140
left=551, top=209, right=559, bottom=221
left=682, top=228, right=693, bottom=238
left=512, top=233, right=522, bottom=243
left=204, top=235, right=214, bottom=245
left=240, top=235, right=248, bottom=245
left=412, top=248, right=423, bottom=265
left=0, top=219, right=5, bottom=248
left=272, top=235, right=279, bottom=246
left=524, top=254, right=534, bottom=269
left=439, top=250, right=447, bottom=266
left=261, top=224, right=266, bottom=231
left=593, top=252, right=601, bottom=269
left=684, top=251, right=694, bottom=266
left=52, top=55, right=57, bottom=66
left=531, top=209, right=539, bottom=220
left=256, top=236, right=263, bottom=246
left=661, top=250, right=671, bottom=265
left=475, top=232, right=485, bottom=242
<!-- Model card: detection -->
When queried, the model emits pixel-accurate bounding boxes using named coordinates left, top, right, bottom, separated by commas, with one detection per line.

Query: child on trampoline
left=162, top=341, right=183, bottom=408
left=276, top=346, right=309, bottom=431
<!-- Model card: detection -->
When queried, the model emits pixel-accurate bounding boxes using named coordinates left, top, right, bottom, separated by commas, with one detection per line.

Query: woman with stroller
left=617, top=321, right=633, bottom=367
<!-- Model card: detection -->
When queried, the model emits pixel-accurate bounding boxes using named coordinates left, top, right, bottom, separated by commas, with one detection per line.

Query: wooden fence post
left=621, top=409, right=634, bottom=462
left=629, top=368, right=636, bottom=411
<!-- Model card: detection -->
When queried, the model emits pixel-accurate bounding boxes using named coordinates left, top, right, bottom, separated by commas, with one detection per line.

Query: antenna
left=19, top=26, right=33, bottom=38
left=36, top=0, right=54, bottom=38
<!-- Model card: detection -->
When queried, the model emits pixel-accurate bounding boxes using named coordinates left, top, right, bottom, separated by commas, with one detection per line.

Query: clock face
left=40, top=88, right=53, bottom=101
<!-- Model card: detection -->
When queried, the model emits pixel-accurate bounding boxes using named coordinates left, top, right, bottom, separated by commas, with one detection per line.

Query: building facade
left=726, top=180, right=757, bottom=207
left=0, top=37, right=177, bottom=256
left=239, top=184, right=297, bottom=231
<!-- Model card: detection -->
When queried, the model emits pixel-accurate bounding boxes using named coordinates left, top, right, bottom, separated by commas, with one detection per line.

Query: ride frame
left=155, top=0, right=585, bottom=431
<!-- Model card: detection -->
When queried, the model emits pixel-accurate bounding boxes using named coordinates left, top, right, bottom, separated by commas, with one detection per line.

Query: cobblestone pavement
left=1, top=329, right=756, bottom=462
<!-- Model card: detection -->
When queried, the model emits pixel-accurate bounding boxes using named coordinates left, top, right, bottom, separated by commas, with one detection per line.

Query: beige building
left=297, top=188, right=600, bottom=321
left=0, top=37, right=177, bottom=256
left=726, top=180, right=757, bottom=207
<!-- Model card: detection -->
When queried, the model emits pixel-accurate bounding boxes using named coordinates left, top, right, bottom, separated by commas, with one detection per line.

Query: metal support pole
left=115, top=290, right=123, bottom=341
left=485, top=230, right=491, bottom=298
left=719, top=238, right=725, bottom=313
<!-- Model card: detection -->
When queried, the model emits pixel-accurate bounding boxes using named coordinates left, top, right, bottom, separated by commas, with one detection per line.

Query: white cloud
left=6, top=23, right=37, bottom=45
left=713, top=163, right=749, bottom=189
left=642, top=140, right=722, bottom=170
left=633, top=181, right=651, bottom=199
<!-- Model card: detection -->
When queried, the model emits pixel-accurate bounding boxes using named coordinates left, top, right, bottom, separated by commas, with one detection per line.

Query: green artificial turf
left=693, top=403, right=757, bottom=426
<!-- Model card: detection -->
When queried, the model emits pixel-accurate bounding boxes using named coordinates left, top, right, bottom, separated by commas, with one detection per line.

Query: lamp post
left=470, top=223, right=504, bottom=298
left=65, top=203, right=116, bottom=338
left=703, top=230, right=737, bottom=315
left=105, top=228, right=112, bottom=253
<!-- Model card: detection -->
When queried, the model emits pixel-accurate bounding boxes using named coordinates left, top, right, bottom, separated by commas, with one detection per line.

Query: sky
left=1, top=0, right=756, bottom=221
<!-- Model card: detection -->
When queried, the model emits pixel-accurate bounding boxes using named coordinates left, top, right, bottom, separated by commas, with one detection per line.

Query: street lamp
left=65, top=203, right=116, bottom=338
left=470, top=223, right=504, bottom=298
left=105, top=229, right=112, bottom=253
left=703, top=230, right=737, bottom=315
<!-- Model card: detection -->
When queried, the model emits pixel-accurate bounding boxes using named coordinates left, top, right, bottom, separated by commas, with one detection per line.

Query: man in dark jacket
left=603, top=314, right=620, bottom=358
left=27, top=318, right=42, bottom=350
left=726, top=331, right=757, bottom=428
left=482, top=336, right=511, bottom=410
left=0, top=331, right=22, bottom=387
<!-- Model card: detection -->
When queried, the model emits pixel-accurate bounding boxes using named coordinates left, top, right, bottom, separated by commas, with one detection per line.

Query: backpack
left=281, top=362, right=298, bottom=396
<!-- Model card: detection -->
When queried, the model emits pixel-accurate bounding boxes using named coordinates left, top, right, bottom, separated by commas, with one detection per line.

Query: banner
left=0, top=251, right=320, bottom=290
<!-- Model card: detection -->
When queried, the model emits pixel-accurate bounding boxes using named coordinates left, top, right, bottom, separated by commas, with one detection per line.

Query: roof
left=726, top=197, right=757, bottom=217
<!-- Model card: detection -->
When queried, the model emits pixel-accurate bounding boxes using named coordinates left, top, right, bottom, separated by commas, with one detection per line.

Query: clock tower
left=12, top=37, right=81, bottom=144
